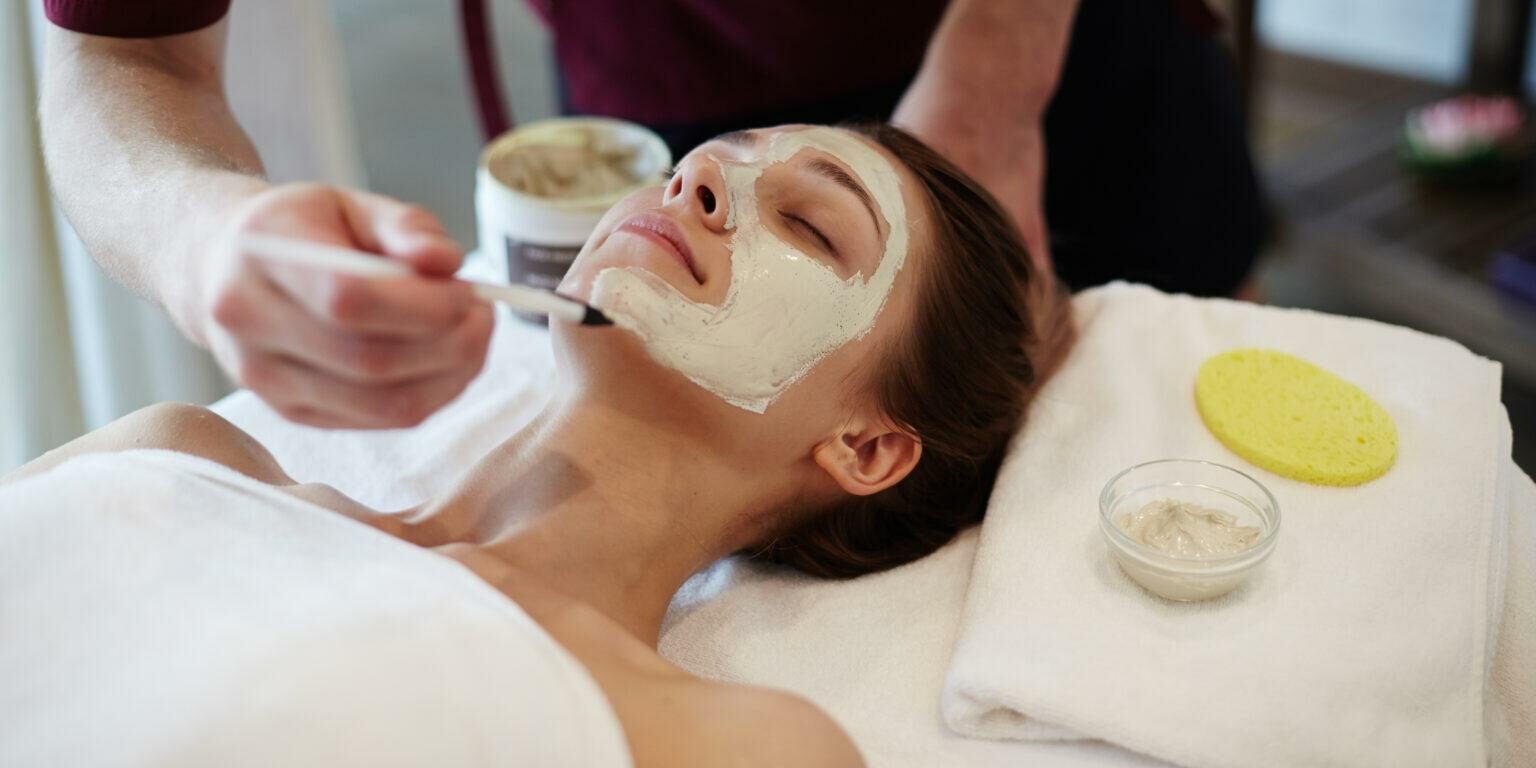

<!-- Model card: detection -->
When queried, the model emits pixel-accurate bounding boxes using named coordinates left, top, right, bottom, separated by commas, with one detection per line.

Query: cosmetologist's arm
left=894, top=0, right=1079, bottom=269
left=39, top=18, right=492, bottom=429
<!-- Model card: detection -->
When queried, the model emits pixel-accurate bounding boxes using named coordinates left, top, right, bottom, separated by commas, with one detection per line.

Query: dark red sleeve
left=44, top=0, right=232, bottom=38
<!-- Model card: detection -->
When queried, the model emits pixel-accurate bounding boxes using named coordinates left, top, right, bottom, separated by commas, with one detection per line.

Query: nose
left=663, top=154, right=730, bottom=232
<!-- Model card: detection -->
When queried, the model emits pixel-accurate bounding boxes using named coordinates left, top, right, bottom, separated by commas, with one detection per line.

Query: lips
left=617, top=213, right=702, bottom=284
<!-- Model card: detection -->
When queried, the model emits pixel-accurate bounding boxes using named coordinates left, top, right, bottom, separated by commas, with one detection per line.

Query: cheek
left=769, top=263, right=915, bottom=408
left=758, top=334, right=875, bottom=432
left=556, top=191, right=662, bottom=298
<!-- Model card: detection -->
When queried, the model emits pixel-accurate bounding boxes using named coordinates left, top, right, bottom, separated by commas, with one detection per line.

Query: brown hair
left=748, top=123, right=1075, bottom=579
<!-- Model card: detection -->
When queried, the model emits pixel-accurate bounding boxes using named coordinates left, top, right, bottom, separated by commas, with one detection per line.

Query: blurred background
left=1, top=0, right=1533, bottom=473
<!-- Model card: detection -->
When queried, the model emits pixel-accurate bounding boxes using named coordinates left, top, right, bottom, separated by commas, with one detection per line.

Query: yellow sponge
left=1194, top=348, right=1397, bottom=486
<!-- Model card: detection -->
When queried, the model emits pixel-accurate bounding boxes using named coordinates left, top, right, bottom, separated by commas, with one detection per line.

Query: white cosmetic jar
left=1098, top=459, right=1281, bottom=602
left=475, top=117, right=672, bottom=318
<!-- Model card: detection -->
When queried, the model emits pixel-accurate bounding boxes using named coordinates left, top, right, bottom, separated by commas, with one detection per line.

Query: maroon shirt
left=42, top=0, right=940, bottom=125
left=45, top=0, right=1217, bottom=129
left=45, top=0, right=944, bottom=126
left=44, top=0, right=232, bottom=39
left=538, top=1, right=945, bottom=124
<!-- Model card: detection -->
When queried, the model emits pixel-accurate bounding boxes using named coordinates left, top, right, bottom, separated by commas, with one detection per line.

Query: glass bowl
left=1099, top=459, right=1280, bottom=601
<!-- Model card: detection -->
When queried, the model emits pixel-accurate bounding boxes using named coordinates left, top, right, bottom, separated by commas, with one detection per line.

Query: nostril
left=696, top=185, right=717, bottom=214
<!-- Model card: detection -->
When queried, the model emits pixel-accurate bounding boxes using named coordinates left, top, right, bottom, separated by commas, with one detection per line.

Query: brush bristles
left=581, top=305, right=614, bottom=326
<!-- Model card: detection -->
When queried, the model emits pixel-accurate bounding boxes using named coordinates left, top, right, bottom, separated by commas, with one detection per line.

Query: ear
left=812, top=417, right=922, bottom=497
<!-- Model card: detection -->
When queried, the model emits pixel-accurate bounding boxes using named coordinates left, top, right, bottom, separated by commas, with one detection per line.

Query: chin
left=549, top=321, right=721, bottom=422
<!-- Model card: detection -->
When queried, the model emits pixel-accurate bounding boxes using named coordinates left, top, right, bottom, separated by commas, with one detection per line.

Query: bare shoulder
left=712, top=684, right=864, bottom=768
left=513, top=591, right=863, bottom=768
left=2, top=402, right=290, bottom=486
left=641, top=679, right=864, bottom=768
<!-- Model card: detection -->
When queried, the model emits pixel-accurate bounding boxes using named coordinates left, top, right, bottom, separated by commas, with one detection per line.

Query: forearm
left=39, top=21, right=492, bottom=430
left=904, top=0, right=1078, bottom=124
left=40, top=22, right=268, bottom=344
left=894, top=0, right=1079, bottom=265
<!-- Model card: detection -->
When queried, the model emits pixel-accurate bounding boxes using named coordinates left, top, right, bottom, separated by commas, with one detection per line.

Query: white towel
left=942, top=283, right=1510, bottom=767
left=0, top=449, right=631, bottom=768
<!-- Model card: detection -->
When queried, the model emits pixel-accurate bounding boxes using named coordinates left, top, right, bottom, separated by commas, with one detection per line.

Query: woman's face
left=555, top=125, right=928, bottom=468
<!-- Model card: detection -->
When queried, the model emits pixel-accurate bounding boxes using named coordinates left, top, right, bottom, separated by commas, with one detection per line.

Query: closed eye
left=782, top=211, right=836, bottom=255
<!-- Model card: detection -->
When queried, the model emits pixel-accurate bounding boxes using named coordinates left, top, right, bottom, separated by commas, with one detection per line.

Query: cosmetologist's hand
left=199, top=183, right=494, bottom=429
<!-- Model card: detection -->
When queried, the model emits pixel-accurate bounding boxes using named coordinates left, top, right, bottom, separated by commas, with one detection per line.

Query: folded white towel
left=942, top=283, right=1510, bottom=767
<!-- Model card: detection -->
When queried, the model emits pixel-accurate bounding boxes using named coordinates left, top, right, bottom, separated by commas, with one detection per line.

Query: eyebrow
left=703, top=130, right=883, bottom=239
left=805, top=157, right=882, bottom=238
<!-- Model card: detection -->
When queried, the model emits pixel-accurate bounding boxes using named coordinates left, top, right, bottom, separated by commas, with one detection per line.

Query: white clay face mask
left=589, top=127, right=909, bottom=413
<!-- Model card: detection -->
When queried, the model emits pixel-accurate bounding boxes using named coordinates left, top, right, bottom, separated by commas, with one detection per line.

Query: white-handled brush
left=239, top=233, right=612, bottom=326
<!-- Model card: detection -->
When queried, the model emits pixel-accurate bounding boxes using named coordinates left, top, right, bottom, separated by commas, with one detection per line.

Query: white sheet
left=0, top=449, right=631, bottom=768
left=660, top=529, right=1172, bottom=767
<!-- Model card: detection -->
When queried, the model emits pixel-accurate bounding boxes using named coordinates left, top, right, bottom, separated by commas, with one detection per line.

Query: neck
left=420, top=390, right=773, bottom=647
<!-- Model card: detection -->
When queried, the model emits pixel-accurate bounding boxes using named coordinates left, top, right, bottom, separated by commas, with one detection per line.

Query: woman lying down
left=1, top=125, right=1072, bottom=766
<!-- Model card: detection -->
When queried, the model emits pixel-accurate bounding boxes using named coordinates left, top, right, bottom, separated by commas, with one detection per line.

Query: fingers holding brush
left=221, top=275, right=493, bottom=385
left=238, top=349, right=488, bottom=430
left=201, top=184, right=496, bottom=429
